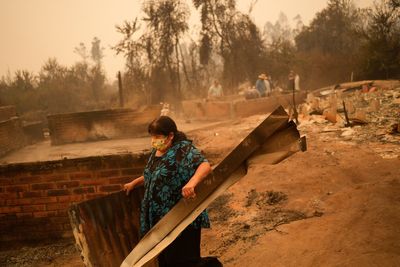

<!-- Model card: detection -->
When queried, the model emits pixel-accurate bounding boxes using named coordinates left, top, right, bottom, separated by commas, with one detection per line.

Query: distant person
left=207, top=80, right=223, bottom=100
left=244, top=86, right=261, bottom=100
left=288, top=70, right=300, bottom=91
left=255, top=74, right=267, bottom=97
left=160, top=102, right=170, bottom=116
left=264, top=73, right=272, bottom=96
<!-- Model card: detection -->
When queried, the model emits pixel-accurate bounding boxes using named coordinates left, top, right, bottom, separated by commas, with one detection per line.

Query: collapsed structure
left=0, top=92, right=304, bottom=243
left=299, top=80, right=400, bottom=158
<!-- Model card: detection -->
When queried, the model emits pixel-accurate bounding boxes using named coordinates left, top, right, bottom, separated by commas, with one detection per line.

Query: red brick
left=47, top=189, right=71, bottom=197
left=0, top=187, right=3, bottom=193
left=42, top=174, right=68, bottom=182
left=31, top=183, right=55, bottom=190
left=69, top=172, right=93, bottom=180
left=22, top=205, right=46, bottom=212
left=57, top=210, right=69, bottom=216
left=38, top=224, right=65, bottom=231
left=33, top=211, right=57, bottom=218
left=80, top=179, right=106, bottom=186
left=56, top=181, right=80, bottom=189
left=30, top=169, right=53, bottom=175
left=11, top=225, right=38, bottom=233
left=16, top=176, right=43, bottom=184
left=0, top=178, right=12, bottom=185
left=57, top=195, right=85, bottom=203
left=16, top=212, right=33, bottom=219
left=58, top=165, right=80, bottom=173
left=121, top=168, right=143, bottom=176
left=85, top=193, right=106, bottom=200
left=73, top=187, right=95, bottom=195
left=98, top=170, right=120, bottom=178
left=30, top=197, right=58, bottom=204
left=6, top=185, right=29, bottom=192
left=0, top=206, right=21, bottom=214
left=98, top=185, right=121, bottom=193
left=46, top=203, right=70, bottom=211
left=49, top=217, right=70, bottom=224
left=108, top=176, right=134, bottom=184
left=0, top=192, right=18, bottom=199
left=7, top=198, right=33, bottom=206
left=22, top=191, right=44, bottom=198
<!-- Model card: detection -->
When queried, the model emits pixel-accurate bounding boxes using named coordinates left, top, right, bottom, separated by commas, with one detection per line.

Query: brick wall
left=48, top=106, right=161, bottom=145
left=0, top=106, right=17, bottom=121
left=234, top=92, right=307, bottom=118
left=0, top=153, right=148, bottom=242
left=23, top=121, right=45, bottom=144
left=0, top=117, right=27, bottom=157
left=182, top=92, right=307, bottom=120
left=182, top=100, right=232, bottom=121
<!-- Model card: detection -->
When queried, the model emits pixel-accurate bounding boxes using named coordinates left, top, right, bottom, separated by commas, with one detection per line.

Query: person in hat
left=255, top=74, right=267, bottom=97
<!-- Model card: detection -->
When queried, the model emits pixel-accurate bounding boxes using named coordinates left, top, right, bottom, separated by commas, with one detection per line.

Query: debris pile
left=298, top=81, right=400, bottom=159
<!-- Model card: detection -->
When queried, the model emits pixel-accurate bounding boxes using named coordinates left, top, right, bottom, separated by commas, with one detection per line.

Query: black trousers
left=158, top=226, right=201, bottom=267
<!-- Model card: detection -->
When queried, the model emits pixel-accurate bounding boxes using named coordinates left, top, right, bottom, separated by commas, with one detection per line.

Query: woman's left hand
left=182, top=181, right=197, bottom=199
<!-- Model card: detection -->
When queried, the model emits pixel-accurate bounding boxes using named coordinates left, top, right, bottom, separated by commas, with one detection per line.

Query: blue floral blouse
left=140, top=140, right=210, bottom=236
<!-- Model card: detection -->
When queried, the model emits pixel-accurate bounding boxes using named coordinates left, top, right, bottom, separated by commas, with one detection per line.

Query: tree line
left=0, top=37, right=111, bottom=120
left=115, top=0, right=400, bottom=106
left=1, top=0, right=399, bottom=119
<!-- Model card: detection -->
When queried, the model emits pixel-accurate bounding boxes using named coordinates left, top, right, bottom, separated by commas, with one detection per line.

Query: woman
left=124, top=116, right=216, bottom=267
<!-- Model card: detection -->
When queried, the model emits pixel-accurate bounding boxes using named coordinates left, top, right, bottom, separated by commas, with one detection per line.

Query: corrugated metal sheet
left=69, top=188, right=144, bottom=267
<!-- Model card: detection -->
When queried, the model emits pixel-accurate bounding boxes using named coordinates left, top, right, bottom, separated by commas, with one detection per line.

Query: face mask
left=151, top=136, right=169, bottom=151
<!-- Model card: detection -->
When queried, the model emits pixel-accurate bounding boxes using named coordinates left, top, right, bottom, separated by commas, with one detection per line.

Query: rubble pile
left=298, top=81, right=400, bottom=159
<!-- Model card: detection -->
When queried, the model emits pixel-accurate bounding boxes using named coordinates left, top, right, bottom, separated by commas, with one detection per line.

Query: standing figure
left=288, top=70, right=299, bottom=123
left=208, top=80, right=224, bottom=100
left=124, top=116, right=221, bottom=267
left=264, top=73, right=272, bottom=96
left=288, top=70, right=300, bottom=91
left=255, top=74, right=267, bottom=97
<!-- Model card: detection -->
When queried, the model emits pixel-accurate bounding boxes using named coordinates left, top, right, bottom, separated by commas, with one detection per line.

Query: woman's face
left=151, top=133, right=173, bottom=151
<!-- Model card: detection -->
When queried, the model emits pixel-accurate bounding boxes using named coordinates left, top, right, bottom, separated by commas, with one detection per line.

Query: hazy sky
left=0, top=0, right=373, bottom=81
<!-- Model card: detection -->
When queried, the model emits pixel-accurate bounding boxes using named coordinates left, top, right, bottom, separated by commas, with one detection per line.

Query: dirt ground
left=1, top=109, right=399, bottom=266
left=200, top=114, right=400, bottom=267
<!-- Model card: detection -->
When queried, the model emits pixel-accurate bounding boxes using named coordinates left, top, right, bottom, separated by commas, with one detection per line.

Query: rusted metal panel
left=69, top=188, right=144, bottom=267
left=122, top=106, right=305, bottom=267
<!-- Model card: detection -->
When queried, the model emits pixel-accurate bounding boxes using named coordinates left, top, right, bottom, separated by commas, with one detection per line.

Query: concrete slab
left=0, top=120, right=226, bottom=165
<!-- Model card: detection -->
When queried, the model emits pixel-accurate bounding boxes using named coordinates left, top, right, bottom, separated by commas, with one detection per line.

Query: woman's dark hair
left=148, top=116, right=187, bottom=143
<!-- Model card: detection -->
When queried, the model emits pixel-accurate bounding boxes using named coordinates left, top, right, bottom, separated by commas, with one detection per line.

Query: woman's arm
left=123, top=175, right=144, bottom=195
left=182, top=162, right=212, bottom=199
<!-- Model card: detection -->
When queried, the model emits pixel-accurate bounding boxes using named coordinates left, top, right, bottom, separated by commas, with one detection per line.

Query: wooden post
left=343, top=100, right=351, bottom=127
left=292, top=85, right=299, bottom=124
left=118, top=71, right=124, bottom=108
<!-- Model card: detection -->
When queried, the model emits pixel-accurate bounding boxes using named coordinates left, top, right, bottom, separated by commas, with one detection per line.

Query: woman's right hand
left=123, top=176, right=144, bottom=195
left=123, top=180, right=136, bottom=195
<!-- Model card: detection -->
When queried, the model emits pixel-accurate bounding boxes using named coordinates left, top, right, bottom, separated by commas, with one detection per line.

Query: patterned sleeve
left=176, top=141, right=208, bottom=183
